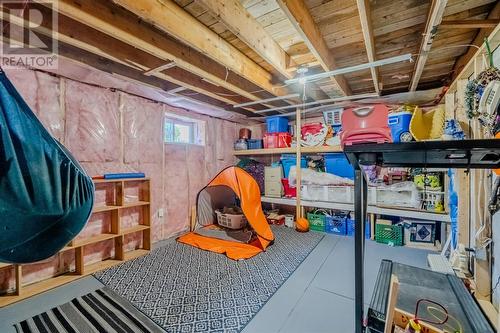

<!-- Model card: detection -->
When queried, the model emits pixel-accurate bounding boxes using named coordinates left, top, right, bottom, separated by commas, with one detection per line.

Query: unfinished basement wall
left=0, top=68, right=237, bottom=292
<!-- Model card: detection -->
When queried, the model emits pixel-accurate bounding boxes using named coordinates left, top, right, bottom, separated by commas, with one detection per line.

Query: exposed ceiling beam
left=197, top=0, right=295, bottom=80
left=409, top=0, right=448, bottom=92
left=356, top=0, right=380, bottom=95
left=52, top=0, right=274, bottom=104
left=451, top=2, right=500, bottom=81
left=440, top=19, right=499, bottom=29
left=0, top=25, right=256, bottom=118
left=276, top=0, right=352, bottom=96
left=1, top=4, right=263, bottom=111
left=109, top=0, right=295, bottom=98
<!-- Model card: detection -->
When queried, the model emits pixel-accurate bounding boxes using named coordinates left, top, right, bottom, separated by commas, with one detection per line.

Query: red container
left=263, top=132, right=291, bottom=148
left=281, top=178, right=296, bottom=198
left=301, top=123, right=324, bottom=138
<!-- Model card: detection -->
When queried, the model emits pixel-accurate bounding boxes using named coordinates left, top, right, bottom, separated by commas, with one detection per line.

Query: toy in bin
left=267, top=212, right=285, bottom=225
left=215, top=207, right=247, bottom=229
left=301, top=123, right=328, bottom=147
left=340, top=105, right=392, bottom=147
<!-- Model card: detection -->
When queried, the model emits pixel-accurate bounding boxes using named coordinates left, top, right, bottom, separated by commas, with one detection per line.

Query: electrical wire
left=413, top=299, right=449, bottom=326
left=426, top=306, right=463, bottom=333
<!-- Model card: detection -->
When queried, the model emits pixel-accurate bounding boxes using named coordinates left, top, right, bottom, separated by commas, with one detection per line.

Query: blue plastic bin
left=266, top=116, right=289, bottom=133
left=281, top=154, right=307, bottom=178
left=324, top=153, right=354, bottom=180
left=325, top=214, right=348, bottom=235
left=247, top=139, right=262, bottom=149
left=346, top=218, right=371, bottom=239
left=388, top=112, right=412, bottom=142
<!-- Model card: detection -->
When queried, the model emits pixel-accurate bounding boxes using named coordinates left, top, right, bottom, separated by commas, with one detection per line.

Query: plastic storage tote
left=263, top=132, right=291, bottom=148
left=325, top=214, right=348, bottom=235
left=375, top=223, right=403, bottom=246
left=281, top=154, right=307, bottom=178
left=324, top=153, right=354, bottom=179
left=266, top=116, right=289, bottom=133
left=346, top=219, right=371, bottom=239
left=388, top=112, right=413, bottom=142
left=307, top=212, right=325, bottom=232
left=247, top=139, right=263, bottom=149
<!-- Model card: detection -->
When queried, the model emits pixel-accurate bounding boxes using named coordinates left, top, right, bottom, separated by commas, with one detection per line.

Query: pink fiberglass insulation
left=22, top=256, right=60, bottom=286
left=120, top=207, right=142, bottom=230
left=122, top=94, right=164, bottom=164
left=84, top=239, right=114, bottom=266
left=139, top=162, right=164, bottom=242
left=0, top=67, right=239, bottom=291
left=64, top=80, right=120, bottom=162
left=76, top=212, right=111, bottom=240
left=5, top=69, right=64, bottom=141
left=163, top=144, right=190, bottom=236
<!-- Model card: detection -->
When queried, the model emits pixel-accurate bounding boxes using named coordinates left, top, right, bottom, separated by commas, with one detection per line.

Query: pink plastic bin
left=340, top=105, right=392, bottom=147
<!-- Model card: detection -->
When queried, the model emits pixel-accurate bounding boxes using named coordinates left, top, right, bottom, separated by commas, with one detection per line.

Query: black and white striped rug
left=14, top=287, right=164, bottom=333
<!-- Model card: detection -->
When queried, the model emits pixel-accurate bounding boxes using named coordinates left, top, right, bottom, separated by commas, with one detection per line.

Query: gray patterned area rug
left=94, top=226, right=324, bottom=333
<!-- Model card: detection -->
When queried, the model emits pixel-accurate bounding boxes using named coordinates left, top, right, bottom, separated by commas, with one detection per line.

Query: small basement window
left=164, top=115, right=205, bottom=145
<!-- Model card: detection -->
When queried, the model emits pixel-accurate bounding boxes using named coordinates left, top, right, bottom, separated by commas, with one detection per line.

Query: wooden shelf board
left=124, top=249, right=149, bottom=261
left=261, top=196, right=451, bottom=223
left=93, top=178, right=150, bottom=184
left=70, top=233, right=118, bottom=248
left=121, top=225, right=150, bottom=235
left=301, top=145, right=342, bottom=153
left=233, top=145, right=342, bottom=156
left=233, top=147, right=295, bottom=155
left=121, top=201, right=150, bottom=209
left=84, top=259, right=123, bottom=275
left=0, top=263, right=12, bottom=270
left=93, top=205, right=120, bottom=213
left=0, top=273, right=82, bottom=307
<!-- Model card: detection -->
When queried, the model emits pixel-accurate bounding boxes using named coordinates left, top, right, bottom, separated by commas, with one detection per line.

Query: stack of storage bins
left=263, top=116, right=291, bottom=148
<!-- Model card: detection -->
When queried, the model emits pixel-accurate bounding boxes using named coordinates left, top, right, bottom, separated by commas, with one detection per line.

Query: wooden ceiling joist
left=409, top=0, right=448, bottom=92
left=109, top=0, right=289, bottom=97
left=0, top=24, right=255, bottom=118
left=276, top=0, right=352, bottom=96
left=440, top=19, right=500, bottom=29
left=356, top=0, right=380, bottom=95
left=2, top=4, right=262, bottom=109
left=451, top=2, right=500, bottom=81
left=53, top=0, right=274, bottom=104
left=197, top=0, right=294, bottom=79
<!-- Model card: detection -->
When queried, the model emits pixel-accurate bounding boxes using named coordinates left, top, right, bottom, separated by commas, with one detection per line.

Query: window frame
left=164, top=117, right=197, bottom=145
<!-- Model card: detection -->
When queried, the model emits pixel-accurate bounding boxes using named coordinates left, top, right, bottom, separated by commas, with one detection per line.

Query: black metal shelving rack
left=344, top=139, right=500, bottom=333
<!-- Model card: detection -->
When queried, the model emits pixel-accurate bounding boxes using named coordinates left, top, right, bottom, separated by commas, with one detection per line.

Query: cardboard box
left=265, top=181, right=283, bottom=197
left=265, top=166, right=283, bottom=183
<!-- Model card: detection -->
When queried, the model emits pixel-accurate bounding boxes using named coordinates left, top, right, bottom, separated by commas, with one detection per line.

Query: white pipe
left=285, top=54, right=413, bottom=85
left=233, top=93, right=300, bottom=108
left=255, top=93, right=378, bottom=113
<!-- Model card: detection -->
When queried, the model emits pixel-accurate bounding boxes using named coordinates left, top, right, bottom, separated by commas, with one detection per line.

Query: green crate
left=307, top=212, right=326, bottom=232
left=375, top=224, right=403, bottom=246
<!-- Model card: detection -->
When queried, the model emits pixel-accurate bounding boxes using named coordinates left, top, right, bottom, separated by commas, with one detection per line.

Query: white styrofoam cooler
left=301, top=185, right=376, bottom=204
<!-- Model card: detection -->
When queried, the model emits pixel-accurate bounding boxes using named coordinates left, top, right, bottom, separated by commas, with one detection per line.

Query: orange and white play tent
left=177, top=166, right=274, bottom=260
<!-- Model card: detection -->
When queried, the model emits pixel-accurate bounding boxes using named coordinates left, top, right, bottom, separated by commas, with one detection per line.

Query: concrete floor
left=0, top=234, right=431, bottom=333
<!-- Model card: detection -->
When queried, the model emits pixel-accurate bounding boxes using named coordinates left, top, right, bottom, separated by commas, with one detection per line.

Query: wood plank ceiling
left=1, top=0, right=498, bottom=117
